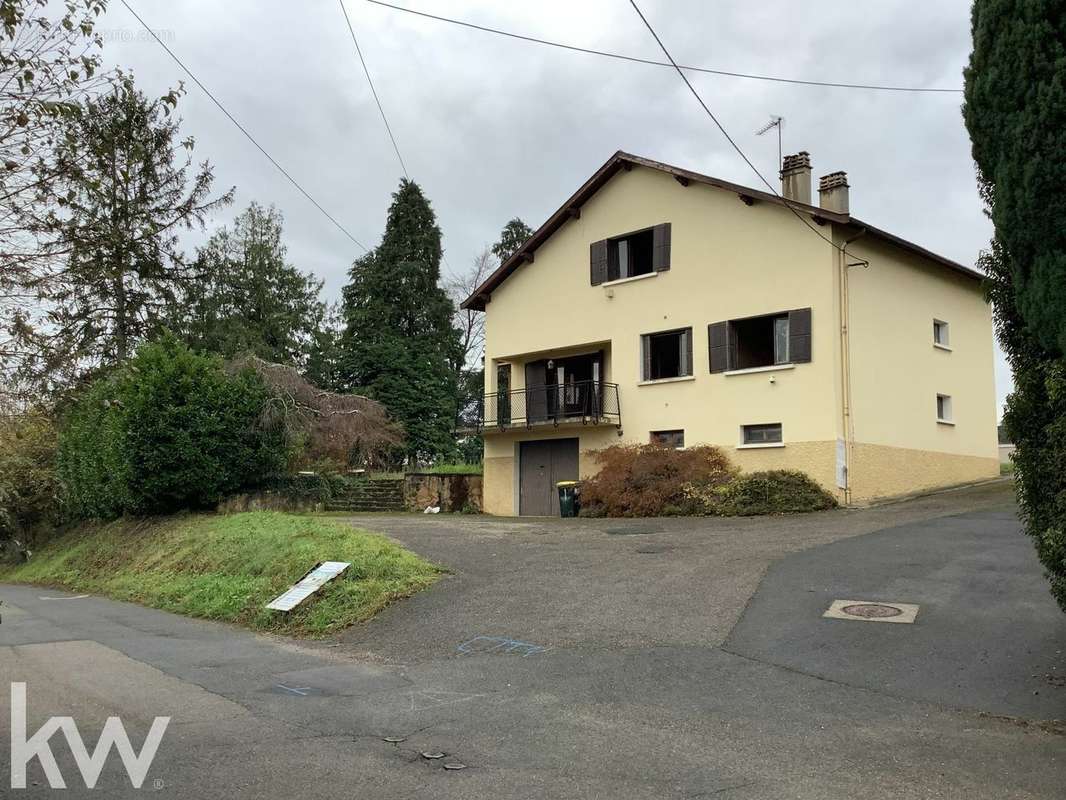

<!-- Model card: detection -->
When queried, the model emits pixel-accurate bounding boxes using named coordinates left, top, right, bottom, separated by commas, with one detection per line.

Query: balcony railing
left=466, top=380, right=621, bottom=432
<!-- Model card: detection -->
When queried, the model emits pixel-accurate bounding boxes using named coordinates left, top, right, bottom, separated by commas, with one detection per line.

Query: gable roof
left=461, top=151, right=982, bottom=311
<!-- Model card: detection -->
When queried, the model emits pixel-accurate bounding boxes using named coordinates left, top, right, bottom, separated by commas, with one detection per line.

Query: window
left=742, top=423, right=783, bottom=445
left=609, top=229, right=654, bottom=280
left=590, top=224, right=671, bottom=285
left=651, top=430, right=685, bottom=449
left=933, top=319, right=950, bottom=348
left=641, top=328, right=693, bottom=381
left=709, top=308, right=811, bottom=373
left=936, top=394, right=953, bottom=423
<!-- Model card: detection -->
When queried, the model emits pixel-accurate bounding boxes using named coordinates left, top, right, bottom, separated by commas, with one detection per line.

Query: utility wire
left=626, top=0, right=848, bottom=256
left=339, top=0, right=410, bottom=179
left=366, top=0, right=962, bottom=94
left=119, top=0, right=369, bottom=252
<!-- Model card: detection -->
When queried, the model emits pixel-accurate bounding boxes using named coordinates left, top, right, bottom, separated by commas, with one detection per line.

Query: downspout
left=839, top=227, right=868, bottom=506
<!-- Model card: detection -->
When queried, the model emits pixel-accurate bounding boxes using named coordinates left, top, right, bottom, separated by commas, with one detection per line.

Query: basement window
left=641, top=328, right=693, bottom=381
left=651, top=430, right=685, bottom=449
left=609, top=228, right=654, bottom=280
left=741, top=423, right=783, bottom=446
left=937, top=394, right=953, bottom=424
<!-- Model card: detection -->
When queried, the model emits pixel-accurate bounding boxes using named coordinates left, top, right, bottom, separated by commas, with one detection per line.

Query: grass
left=1000, top=461, right=1016, bottom=476
left=0, top=512, right=441, bottom=637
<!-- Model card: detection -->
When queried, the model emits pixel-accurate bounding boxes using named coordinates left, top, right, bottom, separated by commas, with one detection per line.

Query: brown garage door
left=519, top=438, right=579, bottom=516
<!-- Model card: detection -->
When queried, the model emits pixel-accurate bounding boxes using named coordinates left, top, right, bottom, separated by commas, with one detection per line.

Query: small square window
left=933, top=319, right=950, bottom=347
left=936, top=394, right=953, bottom=423
left=742, top=423, right=783, bottom=445
left=651, top=430, right=685, bottom=449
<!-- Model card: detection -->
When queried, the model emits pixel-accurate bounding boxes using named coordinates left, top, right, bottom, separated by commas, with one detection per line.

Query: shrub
left=0, top=410, right=60, bottom=546
left=578, top=444, right=734, bottom=517
left=694, top=470, right=838, bottom=516
left=58, top=336, right=287, bottom=518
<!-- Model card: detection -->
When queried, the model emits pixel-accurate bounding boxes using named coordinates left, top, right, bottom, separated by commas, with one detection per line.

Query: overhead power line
left=119, top=0, right=369, bottom=252
left=366, top=0, right=963, bottom=94
left=625, top=0, right=846, bottom=256
left=338, top=0, right=410, bottom=179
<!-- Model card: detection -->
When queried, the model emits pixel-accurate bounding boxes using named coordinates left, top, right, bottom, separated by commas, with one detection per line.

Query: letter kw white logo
left=9, top=683, right=170, bottom=789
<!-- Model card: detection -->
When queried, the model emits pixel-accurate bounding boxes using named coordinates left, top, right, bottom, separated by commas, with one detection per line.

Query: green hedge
left=58, top=336, right=286, bottom=518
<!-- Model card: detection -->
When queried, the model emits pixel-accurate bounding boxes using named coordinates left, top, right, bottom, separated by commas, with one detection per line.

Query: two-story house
left=463, top=151, right=999, bottom=516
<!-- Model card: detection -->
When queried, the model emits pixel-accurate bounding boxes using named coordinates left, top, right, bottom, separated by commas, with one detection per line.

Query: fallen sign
left=266, top=561, right=350, bottom=611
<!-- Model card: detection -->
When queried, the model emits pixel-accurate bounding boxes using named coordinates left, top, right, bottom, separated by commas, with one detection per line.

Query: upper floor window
left=709, top=308, right=812, bottom=373
left=590, top=223, right=671, bottom=285
left=933, top=319, right=950, bottom=349
left=641, top=328, right=693, bottom=381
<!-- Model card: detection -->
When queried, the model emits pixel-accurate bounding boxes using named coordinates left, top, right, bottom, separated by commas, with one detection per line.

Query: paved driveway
left=2, top=480, right=1063, bottom=799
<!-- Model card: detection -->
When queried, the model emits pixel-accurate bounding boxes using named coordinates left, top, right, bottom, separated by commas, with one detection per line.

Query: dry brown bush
left=578, top=444, right=735, bottom=517
left=227, top=355, right=403, bottom=470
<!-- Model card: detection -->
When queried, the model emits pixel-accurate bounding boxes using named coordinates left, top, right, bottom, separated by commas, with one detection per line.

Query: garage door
left=519, top=438, right=579, bottom=516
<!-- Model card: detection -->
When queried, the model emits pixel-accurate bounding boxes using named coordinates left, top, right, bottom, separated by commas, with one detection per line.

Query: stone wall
left=404, top=473, right=483, bottom=513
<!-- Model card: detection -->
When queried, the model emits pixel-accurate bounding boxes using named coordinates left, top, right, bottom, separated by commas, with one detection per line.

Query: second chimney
left=818, top=171, right=850, bottom=214
left=780, top=151, right=812, bottom=204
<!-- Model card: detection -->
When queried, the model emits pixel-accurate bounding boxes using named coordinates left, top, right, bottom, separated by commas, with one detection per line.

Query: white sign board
left=266, top=561, right=350, bottom=612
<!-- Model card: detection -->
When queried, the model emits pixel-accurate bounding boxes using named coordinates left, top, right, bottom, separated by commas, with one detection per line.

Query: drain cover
left=842, top=603, right=903, bottom=618
left=823, top=599, right=920, bottom=624
left=606, top=526, right=660, bottom=536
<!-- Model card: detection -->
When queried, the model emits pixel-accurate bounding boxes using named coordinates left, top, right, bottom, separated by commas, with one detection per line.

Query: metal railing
left=467, top=380, right=621, bottom=432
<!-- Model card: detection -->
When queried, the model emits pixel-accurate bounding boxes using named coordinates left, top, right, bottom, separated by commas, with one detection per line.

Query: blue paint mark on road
left=457, top=635, right=547, bottom=657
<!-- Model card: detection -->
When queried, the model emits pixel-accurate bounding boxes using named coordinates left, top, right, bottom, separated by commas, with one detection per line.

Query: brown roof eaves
left=461, top=151, right=981, bottom=311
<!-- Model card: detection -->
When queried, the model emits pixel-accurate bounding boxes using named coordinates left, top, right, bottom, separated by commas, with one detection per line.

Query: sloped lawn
left=0, top=511, right=441, bottom=636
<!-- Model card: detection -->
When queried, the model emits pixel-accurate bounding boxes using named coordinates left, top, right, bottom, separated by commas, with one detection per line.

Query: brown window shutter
left=590, top=240, right=608, bottom=285
left=788, top=307, right=812, bottom=363
left=641, top=335, right=652, bottom=380
left=652, top=223, right=672, bottom=272
left=708, top=321, right=730, bottom=373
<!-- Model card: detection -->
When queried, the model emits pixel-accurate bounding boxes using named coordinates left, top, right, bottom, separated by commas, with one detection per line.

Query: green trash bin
left=557, top=481, right=580, bottom=518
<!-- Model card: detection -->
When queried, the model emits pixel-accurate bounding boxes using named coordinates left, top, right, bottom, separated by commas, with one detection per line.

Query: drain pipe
left=839, top=227, right=868, bottom=505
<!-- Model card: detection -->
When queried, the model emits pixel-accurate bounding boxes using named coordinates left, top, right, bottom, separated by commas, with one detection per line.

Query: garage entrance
left=518, top=438, right=579, bottom=516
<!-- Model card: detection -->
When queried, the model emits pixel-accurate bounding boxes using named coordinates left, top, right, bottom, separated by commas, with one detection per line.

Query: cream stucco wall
left=843, top=236, right=999, bottom=499
left=480, top=164, right=998, bottom=515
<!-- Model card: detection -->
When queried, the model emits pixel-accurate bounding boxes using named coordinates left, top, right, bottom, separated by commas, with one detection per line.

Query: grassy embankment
left=0, top=511, right=440, bottom=636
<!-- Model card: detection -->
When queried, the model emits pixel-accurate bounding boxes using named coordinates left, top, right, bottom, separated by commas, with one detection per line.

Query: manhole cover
left=842, top=603, right=903, bottom=618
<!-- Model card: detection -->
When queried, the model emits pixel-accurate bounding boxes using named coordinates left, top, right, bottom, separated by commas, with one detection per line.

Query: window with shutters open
left=641, top=327, right=693, bottom=381
left=590, top=223, right=670, bottom=285
left=709, top=308, right=812, bottom=373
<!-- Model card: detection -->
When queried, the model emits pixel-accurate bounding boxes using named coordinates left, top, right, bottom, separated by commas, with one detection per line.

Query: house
left=462, top=151, right=999, bottom=516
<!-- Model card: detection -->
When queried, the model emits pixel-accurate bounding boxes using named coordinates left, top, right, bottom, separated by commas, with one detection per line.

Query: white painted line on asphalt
left=38, top=594, right=91, bottom=601
left=823, top=599, right=920, bottom=624
left=275, top=684, right=312, bottom=696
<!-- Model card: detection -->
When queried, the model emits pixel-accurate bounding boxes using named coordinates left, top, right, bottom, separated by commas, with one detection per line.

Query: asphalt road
left=1, top=482, right=1063, bottom=799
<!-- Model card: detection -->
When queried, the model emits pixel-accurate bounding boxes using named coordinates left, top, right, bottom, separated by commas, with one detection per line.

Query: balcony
left=467, top=380, right=621, bottom=433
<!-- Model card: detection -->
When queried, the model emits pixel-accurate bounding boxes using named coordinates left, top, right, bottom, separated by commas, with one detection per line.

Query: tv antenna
left=756, top=115, right=784, bottom=171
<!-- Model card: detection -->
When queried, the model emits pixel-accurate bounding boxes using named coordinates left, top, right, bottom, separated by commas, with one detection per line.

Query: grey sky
left=98, top=0, right=1009, bottom=415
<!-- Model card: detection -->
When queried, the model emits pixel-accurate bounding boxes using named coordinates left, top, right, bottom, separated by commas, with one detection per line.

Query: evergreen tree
left=338, top=179, right=461, bottom=463
left=492, top=217, right=533, bottom=263
left=964, top=0, right=1066, bottom=610
left=180, top=202, right=324, bottom=367
left=37, top=84, right=231, bottom=387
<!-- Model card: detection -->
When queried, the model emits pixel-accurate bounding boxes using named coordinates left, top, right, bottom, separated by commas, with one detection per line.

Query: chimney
left=780, top=151, right=811, bottom=204
left=818, top=171, right=850, bottom=214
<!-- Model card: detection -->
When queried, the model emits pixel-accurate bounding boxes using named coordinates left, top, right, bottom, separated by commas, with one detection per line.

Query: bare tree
left=446, top=247, right=494, bottom=371
left=1, top=0, right=116, bottom=405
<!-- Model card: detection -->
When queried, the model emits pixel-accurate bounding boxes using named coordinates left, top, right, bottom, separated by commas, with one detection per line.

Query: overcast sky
left=96, top=0, right=1010, bottom=416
